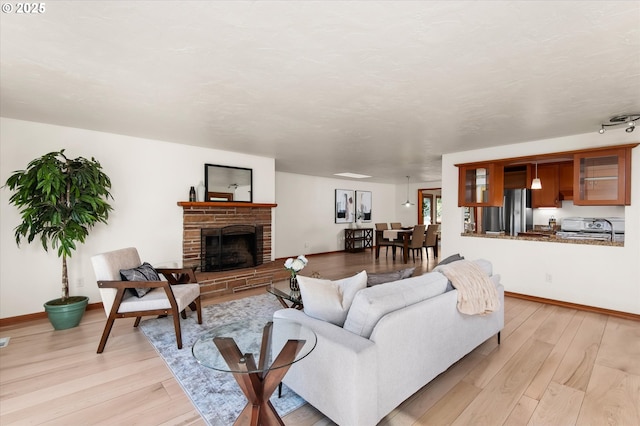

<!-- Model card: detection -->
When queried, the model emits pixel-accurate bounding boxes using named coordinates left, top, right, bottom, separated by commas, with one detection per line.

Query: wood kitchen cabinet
left=558, top=161, right=574, bottom=199
left=455, top=143, right=636, bottom=211
left=532, top=163, right=561, bottom=208
left=457, top=163, right=504, bottom=207
left=574, top=147, right=632, bottom=205
left=504, top=165, right=530, bottom=189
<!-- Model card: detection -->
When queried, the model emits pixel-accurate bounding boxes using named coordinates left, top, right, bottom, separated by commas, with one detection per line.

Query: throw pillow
left=436, top=253, right=465, bottom=266
left=436, top=254, right=465, bottom=291
left=120, top=262, right=160, bottom=298
left=366, top=267, right=416, bottom=287
left=399, top=267, right=416, bottom=279
left=297, top=270, right=367, bottom=326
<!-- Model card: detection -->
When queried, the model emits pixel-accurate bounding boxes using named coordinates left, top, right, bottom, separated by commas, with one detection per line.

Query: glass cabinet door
left=457, top=163, right=504, bottom=207
left=574, top=148, right=630, bottom=205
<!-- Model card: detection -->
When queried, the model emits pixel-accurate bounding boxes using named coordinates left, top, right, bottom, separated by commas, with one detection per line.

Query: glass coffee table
left=192, top=318, right=316, bottom=426
left=267, top=281, right=303, bottom=310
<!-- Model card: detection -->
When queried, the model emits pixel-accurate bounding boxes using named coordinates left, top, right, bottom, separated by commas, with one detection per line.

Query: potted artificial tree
left=5, top=149, right=113, bottom=330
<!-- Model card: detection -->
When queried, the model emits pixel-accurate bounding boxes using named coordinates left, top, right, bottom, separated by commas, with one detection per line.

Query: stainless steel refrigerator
left=482, top=188, right=532, bottom=236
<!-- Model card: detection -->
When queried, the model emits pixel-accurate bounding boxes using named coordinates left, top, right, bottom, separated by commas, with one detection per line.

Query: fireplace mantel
left=178, top=202, right=277, bottom=208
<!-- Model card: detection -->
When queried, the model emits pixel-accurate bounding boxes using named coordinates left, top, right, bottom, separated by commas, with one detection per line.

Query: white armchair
left=91, top=247, right=202, bottom=353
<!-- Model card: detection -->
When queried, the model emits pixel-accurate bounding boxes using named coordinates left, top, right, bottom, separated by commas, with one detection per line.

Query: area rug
left=139, top=293, right=306, bottom=426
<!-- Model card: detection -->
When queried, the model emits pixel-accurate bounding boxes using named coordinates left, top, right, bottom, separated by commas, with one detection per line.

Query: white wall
left=274, top=172, right=399, bottom=258
left=6, top=116, right=634, bottom=317
left=441, top=131, right=640, bottom=314
left=0, top=118, right=275, bottom=318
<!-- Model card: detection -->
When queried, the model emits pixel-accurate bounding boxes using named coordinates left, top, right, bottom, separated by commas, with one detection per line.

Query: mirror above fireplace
left=204, top=164, right=253, bottom=202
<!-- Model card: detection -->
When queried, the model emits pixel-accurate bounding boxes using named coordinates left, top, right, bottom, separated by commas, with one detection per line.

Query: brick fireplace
left=178, top=201, right=287, bottom=299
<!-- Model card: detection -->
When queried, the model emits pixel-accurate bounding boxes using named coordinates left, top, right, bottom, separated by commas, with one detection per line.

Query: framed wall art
left=335, top=189, right=355, bottom=224
left=355, top=190, right=372, bottom=222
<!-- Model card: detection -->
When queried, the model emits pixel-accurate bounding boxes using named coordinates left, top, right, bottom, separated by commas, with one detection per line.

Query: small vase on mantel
left=289, top=275, right=299, bottom=292
left=196, top=181, right=205, bottom=202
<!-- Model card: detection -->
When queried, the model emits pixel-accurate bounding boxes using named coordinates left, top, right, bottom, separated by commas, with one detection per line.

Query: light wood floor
left=1, top=250, right=639, bottom=425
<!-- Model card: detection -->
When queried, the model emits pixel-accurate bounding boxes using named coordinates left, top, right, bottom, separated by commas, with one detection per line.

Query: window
left=422, top=197, right=432, bottom=225
left=418, top=188, right=441, bottom=225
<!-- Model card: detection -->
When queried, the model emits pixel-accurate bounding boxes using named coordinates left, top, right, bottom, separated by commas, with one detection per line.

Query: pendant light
left=402, top=176, right=415, bottom=207
left=531, top=161, right=542, bottom=190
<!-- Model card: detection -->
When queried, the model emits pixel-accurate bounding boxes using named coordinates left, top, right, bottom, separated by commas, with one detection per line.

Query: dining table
left=376, top=227, right=438, bottom=263
left=376, top=229, right=414, bottom=263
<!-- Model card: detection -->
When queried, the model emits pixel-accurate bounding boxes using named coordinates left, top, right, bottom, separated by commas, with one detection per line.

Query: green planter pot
left=44, top=296, right=89, bottom=330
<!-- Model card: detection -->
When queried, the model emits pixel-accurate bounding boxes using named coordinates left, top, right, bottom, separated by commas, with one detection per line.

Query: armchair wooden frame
left=96, top=267, right=202, bottom=354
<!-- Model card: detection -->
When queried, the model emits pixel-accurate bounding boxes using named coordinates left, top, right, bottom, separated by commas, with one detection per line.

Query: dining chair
left=423, top=224, right=439, bottom=259
left=390, top=222, right=402, bottom=229
left=375, top=223, right=394, bottom=256
left=408, top=224, right=426, bottom=261
left=91, top=247, right=202, bottom=353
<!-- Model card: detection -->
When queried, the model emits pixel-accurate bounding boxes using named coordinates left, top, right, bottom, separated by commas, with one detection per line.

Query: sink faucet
left=599, top=218, right=614, bottom=241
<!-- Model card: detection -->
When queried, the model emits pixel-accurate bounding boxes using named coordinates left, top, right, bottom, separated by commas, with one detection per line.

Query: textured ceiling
left=1, top=1, right=639, bottom=184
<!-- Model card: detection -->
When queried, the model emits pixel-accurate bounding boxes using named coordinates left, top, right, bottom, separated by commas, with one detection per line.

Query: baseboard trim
left=504, top=291, right=639, bottom=321
left=0, top=302, right=103, bottom=327
left=276, top=250, right=345, bottom=260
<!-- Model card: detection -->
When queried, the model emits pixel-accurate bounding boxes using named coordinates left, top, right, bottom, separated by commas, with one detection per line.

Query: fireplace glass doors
left=201, top=225, right=264, bottom=272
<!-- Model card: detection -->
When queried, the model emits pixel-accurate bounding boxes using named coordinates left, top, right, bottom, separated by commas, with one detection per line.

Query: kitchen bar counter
left=461, top=232, right=624, bottom=247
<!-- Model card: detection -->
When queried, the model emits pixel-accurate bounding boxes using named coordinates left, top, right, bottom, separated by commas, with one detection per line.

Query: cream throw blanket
left=437, top=260, right=500, bottom=315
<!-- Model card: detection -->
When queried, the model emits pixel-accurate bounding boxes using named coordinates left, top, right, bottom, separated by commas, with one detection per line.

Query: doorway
left=418, top=188, right=441, bottom=225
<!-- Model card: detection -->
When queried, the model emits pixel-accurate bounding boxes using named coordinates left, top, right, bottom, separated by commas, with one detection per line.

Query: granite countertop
left=460, top=232, right=624, bottom=247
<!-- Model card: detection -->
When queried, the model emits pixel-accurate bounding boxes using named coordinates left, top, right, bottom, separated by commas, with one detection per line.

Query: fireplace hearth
left=201, top=225, right=264, bottom=272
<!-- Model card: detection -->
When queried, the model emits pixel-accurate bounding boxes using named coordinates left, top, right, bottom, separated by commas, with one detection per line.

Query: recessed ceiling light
left=333, top=172, right=372, bottom=179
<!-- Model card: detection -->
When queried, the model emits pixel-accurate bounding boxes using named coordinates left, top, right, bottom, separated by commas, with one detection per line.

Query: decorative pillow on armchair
left=297, top=270, right=367, bottom=326
left=119, top=262, right=161, bottom=298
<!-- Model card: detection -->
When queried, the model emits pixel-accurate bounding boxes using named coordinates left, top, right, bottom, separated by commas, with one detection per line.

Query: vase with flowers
left=284, top=254, right=308, bottom=292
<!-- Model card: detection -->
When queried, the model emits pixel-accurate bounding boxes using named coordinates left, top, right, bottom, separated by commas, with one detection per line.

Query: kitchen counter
left=461, top=232, right=624, bottom=247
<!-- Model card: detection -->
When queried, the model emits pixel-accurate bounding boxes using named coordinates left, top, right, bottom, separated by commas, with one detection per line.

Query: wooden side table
left=344, top=228, right=374, bottom=252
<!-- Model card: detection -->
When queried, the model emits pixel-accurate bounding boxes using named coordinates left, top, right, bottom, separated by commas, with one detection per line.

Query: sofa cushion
left=120, top=262, right=160, bottom=298
left=366, top=267, right=415, bottom=287
left=117, top=283, right=200, bottom=313
left=343, top=271, right=449, bottom=338
left=298, top=270, right=367, bottom=326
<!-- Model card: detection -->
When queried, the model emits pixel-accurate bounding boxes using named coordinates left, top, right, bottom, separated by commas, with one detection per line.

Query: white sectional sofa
left=273, top=259, right=504, bottom=426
